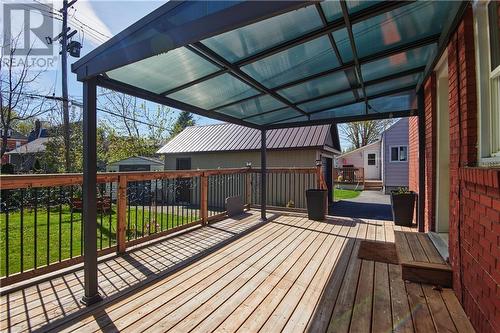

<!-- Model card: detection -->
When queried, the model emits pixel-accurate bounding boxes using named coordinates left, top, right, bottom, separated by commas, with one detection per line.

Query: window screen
left=367, top=153, right=376, bottom=165
left=391, top=146, right=408, bottom=162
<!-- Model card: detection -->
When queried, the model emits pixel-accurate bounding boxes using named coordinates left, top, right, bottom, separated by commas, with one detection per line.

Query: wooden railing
left=333, top=167, right=364, bottom=185
left=0, top=166, right=325, bottom=285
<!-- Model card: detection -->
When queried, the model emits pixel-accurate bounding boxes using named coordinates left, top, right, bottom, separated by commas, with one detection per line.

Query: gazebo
left=71, top=0, right=468, bottom=305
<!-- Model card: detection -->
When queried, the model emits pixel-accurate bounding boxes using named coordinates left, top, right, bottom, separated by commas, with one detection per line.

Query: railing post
left=201, top=173, right=208, bottom=225
left=245, top=169, right=252, bottom=209
left=116, top=175, right=127, bottom=254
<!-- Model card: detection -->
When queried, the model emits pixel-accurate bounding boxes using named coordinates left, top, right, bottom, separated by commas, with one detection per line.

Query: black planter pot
left=390, top=192, right=416, bottom=226
left=306, top=189, right=327, bottom=221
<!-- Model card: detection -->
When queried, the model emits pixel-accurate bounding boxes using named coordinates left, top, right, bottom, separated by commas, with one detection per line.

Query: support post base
left=80, top=293, right=103, bottom=306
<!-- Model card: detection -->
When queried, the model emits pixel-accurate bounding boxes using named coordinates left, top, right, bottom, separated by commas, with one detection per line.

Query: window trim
left=474, top=0, right=500, bottom=166
left=390, top=145, right=408, bottom=163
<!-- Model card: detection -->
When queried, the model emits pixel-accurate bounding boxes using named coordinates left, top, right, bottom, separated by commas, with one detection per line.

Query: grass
left=0, top=204, right=198, bottom=276
left=333, top=188, right=362, bottom=201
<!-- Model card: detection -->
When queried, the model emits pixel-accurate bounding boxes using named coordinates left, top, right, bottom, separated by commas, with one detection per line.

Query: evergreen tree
left=170, top=111, right=195, bottom=137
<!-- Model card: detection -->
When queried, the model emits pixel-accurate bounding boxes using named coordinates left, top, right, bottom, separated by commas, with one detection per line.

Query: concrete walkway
left=330, top=190, right=393, bottom=221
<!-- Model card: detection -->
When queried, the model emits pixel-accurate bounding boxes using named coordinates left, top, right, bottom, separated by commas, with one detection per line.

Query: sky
left=4, top=0, right=220, bottom=128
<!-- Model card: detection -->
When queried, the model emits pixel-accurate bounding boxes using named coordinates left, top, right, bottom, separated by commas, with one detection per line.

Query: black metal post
left=260, top=130, right=267, bottom=221
left=81, top=77, right=102, bottom=306
left=417, top=89, right=426, bottom=233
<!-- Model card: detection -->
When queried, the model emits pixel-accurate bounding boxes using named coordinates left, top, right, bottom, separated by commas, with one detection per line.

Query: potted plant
left=390, top=187, right=416, bottom=226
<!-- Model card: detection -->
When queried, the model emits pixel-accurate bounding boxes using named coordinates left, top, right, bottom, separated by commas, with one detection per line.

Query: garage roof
left=157, top=123, right=340, bottom=154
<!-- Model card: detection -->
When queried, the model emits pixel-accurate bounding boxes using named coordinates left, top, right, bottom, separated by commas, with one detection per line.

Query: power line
left=2, top=91, right=168, bottom=130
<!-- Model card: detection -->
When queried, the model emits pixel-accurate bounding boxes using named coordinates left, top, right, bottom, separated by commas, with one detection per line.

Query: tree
left=339, top=119, right=395, bottom=151
left=99, top=89, right=173, bottom=149
left=0, top=32, right=54, bottom=158
left=170, top=111, right=195, bottom=137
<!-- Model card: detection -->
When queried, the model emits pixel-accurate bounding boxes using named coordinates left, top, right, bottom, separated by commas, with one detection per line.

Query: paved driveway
left=329, top=190, right=393, bottom=221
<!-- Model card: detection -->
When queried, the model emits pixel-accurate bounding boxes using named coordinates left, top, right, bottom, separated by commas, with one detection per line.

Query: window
left=15, top=141, right=21, bottom=148
left=390, top=146, right=408, bottom=162
left=367, top=153, right=376, bottom=165
left=475, top=1, right=500, bottom=165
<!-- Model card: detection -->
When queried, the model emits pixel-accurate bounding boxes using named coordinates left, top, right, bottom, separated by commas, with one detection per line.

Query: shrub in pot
left=390, top=187, right=416, bottom=226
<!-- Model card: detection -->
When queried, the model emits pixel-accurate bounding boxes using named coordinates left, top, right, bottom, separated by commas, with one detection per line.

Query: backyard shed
left=106, top=156, right=164, bottom=172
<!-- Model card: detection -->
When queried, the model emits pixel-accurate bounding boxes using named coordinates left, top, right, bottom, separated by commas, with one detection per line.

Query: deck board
left=0, top=212, right=475, bottom=333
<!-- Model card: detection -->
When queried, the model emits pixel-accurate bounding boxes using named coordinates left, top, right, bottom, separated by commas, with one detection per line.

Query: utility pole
left=45, top=1, right=81, bottom=172
left=61, top=0, right=70, bottom=172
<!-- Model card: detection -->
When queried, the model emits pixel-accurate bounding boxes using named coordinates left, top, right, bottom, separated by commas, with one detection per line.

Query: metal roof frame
left=72, top=0, right=469, bottom=130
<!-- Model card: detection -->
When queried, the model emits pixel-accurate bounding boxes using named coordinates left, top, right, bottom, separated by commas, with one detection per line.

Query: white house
left=336, top=118, right=409, bottom=193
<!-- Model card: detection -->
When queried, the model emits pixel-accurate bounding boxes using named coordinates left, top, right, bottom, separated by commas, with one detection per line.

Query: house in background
left=157, top=123, right=341, bottom=205
left=5, top=137, right=51, bottom=172
left=0, top=128, right=28, bottom=165
left=106, top=156, right=164, bottom=172
left=336, top=118, right=409, bottom=193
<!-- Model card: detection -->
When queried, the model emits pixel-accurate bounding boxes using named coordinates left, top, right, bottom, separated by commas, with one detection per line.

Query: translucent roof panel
left=367, top=91, right=417, bottom=113
left=201, top=6, right=323, bottom=63
left=365, top=73, right=422, bottom=97
left=310, top=102, right=366, bottom=120
left=352, top=1, right=460, bottom=58
left=277, top=70, right=351, bottom=103
left=298, top=91, right=355, bottom=113
left=332, top=29, right=353, bottom=63
left=246, top=108, right=302, bottom=125
left=347, top=1, right=382, bottom=14
left=241, top=35, right=340, bottom=88
left=361, top=44, right=436, bottom=82
left=107, top=47, right=220, bottom=94
left=320, top=1, right=343, bottom=22
left=168, top=73, right=258, bottom=110
left=216, top=95, right=285, bottom=119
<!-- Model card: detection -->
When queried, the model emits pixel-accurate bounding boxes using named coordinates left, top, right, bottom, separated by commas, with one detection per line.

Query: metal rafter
left=240, top=67, right=425, bottom=122
left=234, top=1, right=415, bottom=67
left=264, top=109, right=417, bottom=130
left=188, top=43, right=309, bottom=118
left=293, top=66, right=426, bottom=106
left=269, top=85, right=416, bottom=126
left=96, top=76, right=263, bottom=129
left=340, top=0, right=368, bottom=114
left=315, top=3, right=360, bottom=100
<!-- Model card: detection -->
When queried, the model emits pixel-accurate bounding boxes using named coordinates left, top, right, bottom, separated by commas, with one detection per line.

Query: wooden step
left=394, top=231, right=452, bottom=287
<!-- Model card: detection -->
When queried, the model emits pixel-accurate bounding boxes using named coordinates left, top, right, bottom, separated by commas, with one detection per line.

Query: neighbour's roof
left=72, top=1, right=466, bottom=129
left=5, top=137, right=51, bottom=155
left=157, top=123, right=338, bottom=154
left=3, top=129, right=28, bottom=140
left=108, top=156, right=164, bottom=166
left=337, top=140, right=381, bottom=158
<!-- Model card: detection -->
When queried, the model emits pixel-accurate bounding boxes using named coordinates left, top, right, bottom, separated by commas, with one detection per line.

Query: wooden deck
left=1, top=211, right=474, bottom=332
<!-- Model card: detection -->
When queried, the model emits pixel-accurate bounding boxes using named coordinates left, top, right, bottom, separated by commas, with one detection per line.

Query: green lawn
left=333, top=188, right=362, bottom=201
left=0, top=204, right=197, bottom=276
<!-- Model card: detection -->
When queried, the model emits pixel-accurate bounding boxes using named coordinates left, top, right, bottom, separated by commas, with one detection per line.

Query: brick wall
left=408, top=116, right=419, bottom=223
left=408, top=5, right=500, bottom=332
left=449, top=7, right=500, bottom=332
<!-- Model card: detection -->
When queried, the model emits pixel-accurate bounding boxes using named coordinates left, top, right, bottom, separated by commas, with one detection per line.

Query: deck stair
left=363, top=180, right=383, bottom=191
left=394, top=231, right=453, bottom=287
